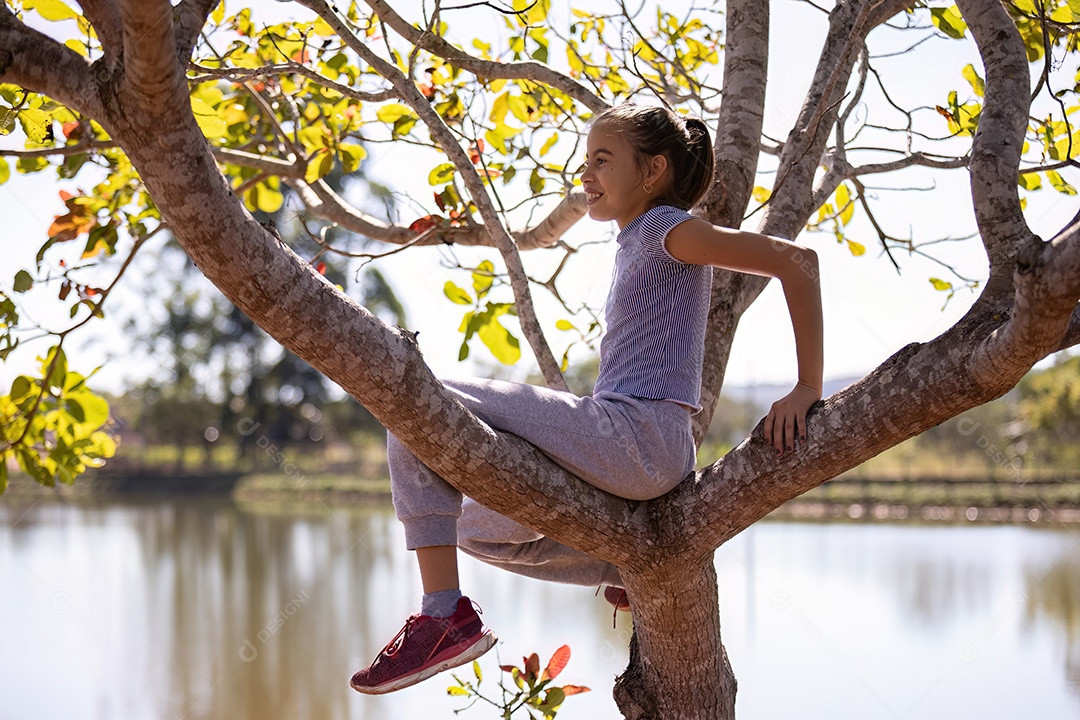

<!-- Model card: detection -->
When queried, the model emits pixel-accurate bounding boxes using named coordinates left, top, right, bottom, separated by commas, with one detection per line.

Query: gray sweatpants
left=388, top=378, right=696, bottom=587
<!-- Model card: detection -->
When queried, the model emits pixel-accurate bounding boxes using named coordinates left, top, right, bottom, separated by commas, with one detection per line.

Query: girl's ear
left=648, top=154, right=669, bottom=186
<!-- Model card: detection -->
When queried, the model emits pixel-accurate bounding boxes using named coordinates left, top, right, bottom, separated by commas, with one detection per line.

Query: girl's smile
left=581, top=127, right=667, bottom=229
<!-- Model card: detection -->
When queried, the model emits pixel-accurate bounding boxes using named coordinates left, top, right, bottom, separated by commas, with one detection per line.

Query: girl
left=350, top=103, right=823, bottom=694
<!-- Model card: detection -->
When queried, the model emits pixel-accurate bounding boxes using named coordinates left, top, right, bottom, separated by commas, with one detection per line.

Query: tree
left=2, top=1, right=1080, bottom=717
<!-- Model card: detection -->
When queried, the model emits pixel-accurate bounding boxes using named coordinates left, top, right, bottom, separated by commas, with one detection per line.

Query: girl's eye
left=573, top=162, right=586, bottom=174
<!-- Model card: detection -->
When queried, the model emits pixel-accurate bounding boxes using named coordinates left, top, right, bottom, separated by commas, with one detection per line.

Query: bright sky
left=1, top=0, right=1077, bottom=398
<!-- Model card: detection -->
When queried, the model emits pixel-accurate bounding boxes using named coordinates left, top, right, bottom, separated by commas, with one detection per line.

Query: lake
left=1, top=496, right=1077, bottom=719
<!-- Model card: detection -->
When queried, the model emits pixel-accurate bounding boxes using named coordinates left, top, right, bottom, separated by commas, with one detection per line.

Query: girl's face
left=581, top=126, right=660, bottom=229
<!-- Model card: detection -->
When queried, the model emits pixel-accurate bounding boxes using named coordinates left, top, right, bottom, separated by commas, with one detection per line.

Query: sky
left=1, top=0, right=1077, bottom=399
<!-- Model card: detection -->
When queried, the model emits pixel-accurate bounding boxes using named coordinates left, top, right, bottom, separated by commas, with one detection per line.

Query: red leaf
left=61, top=121, right=81, bottom=140
left=433, top=192, right=446, bottom=212
left=524, top=653, right=540, bottom=682
left=58, top=281, right=71, bottom=301
left=292, top=48, right=311, bottom=63
left=408, top=214, right=441, bottom=233
left=84, top=287, right=98, bottom=297
left=542, top=645, right=571, bottom=682
left=498, top=664, right=518, bottom=673
left=561, top=685, right=591, bottom=696
left=59, top=190, right=74, bottom=202
left=315, top=261, right=327, bottom=275
left=418, top=83, right=435, bottom=99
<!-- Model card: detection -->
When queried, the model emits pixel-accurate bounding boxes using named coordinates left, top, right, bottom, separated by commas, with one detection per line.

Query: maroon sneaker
left=350, top=597, right=497, bottom=695
left=603, top=586, right=631, bottom=612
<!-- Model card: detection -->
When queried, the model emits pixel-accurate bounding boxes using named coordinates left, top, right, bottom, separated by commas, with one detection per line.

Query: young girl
left=350, top=104, right=823, bottom=694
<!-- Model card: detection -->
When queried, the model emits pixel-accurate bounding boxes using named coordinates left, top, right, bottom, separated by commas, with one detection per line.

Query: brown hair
left=591, top=103, right=715, bottom=210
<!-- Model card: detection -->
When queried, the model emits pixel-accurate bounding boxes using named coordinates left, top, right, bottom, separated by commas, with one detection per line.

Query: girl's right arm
left=665, top=218, right=824, bottom=454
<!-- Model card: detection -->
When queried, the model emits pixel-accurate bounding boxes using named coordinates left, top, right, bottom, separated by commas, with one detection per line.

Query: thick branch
left=691, top=0, right=770, bottom=444
left=364, top=0, right=609, bottom=114
left=117, top=0, right=187, bottom=115
left=0, top=6, right=102, bottom=118
left=969, top=222, right=1080, bottom=387
left=298, top=0, right=568, bottom=390
left=77, top=0, right=124, bottom=63
left=1058, top=303, right=1080, bottom=352
left=761, top=0, right=919, bottom=239
left=955, top=0, right=1033, bottom=293
left=175, top=0, right=219, bottom=61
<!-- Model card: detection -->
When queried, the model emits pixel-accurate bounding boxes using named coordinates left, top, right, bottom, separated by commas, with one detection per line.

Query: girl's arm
left=666, top=218, right=824, bottom=455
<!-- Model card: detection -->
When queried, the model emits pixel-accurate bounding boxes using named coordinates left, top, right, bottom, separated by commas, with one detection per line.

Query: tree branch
left=175, top=0, right=219, bottom=61
left=297, top=0, right=568, bottom=390
left=954, top=0, right=1034, bottom=296
left=77, top=0, right=124, bottom=64
left=0, top=5, right=102, bottom=118
left=1056, top=303, right=1080, bottom=352
left=117, top=0, right=187, bottom=115
left=188, top=61, right=399, bottom=103
left=290, top=177, right=587, bottom=250
left=692, top=0, right=771, bottom=444
left=363, top=0, right=609, bottom=114
left=969, top=221, right=1080, bottom=388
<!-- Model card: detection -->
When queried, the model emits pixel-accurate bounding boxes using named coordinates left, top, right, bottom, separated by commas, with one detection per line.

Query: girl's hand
left=763, top=383, right=821, bottom=455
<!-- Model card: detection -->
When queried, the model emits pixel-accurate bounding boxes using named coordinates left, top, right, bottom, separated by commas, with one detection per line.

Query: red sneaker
left=350, top=597, right=497, bottom=695
left=603, top=586, right=631, bottom=612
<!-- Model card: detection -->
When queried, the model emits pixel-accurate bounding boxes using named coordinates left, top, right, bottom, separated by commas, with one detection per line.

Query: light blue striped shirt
left=594, top=205, right=712, bottom=412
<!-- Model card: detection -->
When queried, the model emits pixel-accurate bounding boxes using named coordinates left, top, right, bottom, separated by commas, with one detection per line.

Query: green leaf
left=13, top=270, right=33, bottom=293
left=472, top=260, right=494, bottom=299
left=0, top=458, right=8, bottom=495
left=444, top=281, right=472, bottom=305
left=529, top=168, right=544, bottom=195
left=190, top=97, right=227, bottom=139
left=1046, top=170, right=1077, bottom=195
left=1018, top=173, right=1042, bottom=191
left=477, top=312, right=520, bottom=365
left=428, top=163, right=456, bottom=186
left=930, top=6, right=967, bottom=39
left=339, top=143, right=366, bottom=173
left=376, top=103, right=413, bottom=123
left=304, top=149, right=334, bottom=183
left=10, top=375, right=34, bottom=404
left=17, top=107, right=51, bottom=145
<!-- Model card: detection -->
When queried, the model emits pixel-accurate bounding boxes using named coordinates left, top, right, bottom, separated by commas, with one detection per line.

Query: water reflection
left=1, top=498, right=1078, bottom=719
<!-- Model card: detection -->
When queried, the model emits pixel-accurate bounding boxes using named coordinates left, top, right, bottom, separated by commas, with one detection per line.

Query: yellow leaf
left=376, top=103, right=413, bottom=123
left=752, top=186, right=771, bottom=203
left=846, top=239, right=865, bottom=256
left=64, top=39, right=89, bottom=57
left=929, top=277, right=952, bottom=292
left=555, top=319, right=574, bottom=331
left=539, top=133, right=558, bottom=157
left=836, top=184, right=854, bottom=226
left=211, top=0, right=225, bottom=25
left=30, top=0, right=77, bottom=22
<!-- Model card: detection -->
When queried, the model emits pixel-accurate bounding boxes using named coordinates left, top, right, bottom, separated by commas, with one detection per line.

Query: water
left=1, top=496, right=1077, bottom=720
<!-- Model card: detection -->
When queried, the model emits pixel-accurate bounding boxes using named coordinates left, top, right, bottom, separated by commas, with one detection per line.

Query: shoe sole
left=350, top=631, right=498, bottom=695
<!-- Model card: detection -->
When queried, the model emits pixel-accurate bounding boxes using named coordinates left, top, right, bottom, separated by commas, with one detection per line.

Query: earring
left=643, top=181, right=654, bottom=194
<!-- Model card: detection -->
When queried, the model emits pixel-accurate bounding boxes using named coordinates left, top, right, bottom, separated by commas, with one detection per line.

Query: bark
left=954, top=0, right=1034, bottom=303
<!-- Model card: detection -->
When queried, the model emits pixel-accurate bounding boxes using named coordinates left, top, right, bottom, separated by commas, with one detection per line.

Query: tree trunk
left=615, top=560, right=737, bottom=719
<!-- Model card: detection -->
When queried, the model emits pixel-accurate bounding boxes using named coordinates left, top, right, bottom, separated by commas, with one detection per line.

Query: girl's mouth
left=586, top=191, right=604, bottom=205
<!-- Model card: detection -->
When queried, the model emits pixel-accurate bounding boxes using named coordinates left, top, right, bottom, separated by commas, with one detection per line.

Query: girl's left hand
left=764, top=383, right=821, bottom=455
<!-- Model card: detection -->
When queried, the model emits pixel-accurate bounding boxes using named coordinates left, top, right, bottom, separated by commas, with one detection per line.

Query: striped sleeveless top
left=593, top=205, right=712, bottom=412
